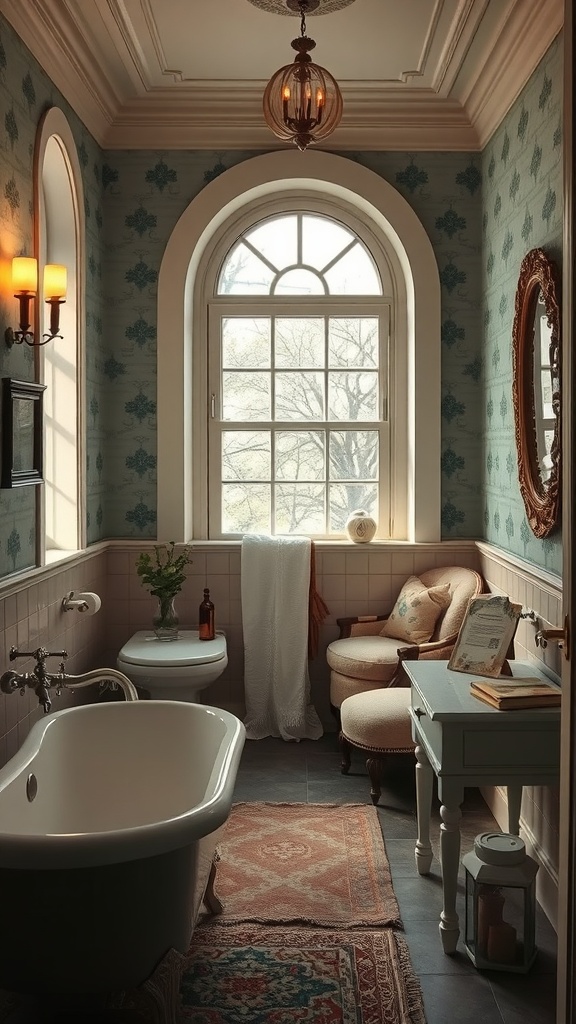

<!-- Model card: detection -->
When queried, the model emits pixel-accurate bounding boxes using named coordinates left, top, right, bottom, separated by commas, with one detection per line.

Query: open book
left=470, top=677, right=561, bottom=710
left=448, top=594, right=522, bottom=677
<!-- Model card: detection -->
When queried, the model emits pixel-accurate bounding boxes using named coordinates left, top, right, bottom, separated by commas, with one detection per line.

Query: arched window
left=207, top=206, right=395, bottom=538
left=36, top=108, right=85, bottom=562
left=157, top=151, right=441, bottom=544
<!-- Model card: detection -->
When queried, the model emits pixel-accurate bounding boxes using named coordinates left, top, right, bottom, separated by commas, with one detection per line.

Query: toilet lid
left=118, top=630, right=226, bottom=667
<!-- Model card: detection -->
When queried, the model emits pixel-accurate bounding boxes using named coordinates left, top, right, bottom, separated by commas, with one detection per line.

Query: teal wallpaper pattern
left=102, top=148, right=483, bottom=540
left=0, top=10, right=564, bottom=574
left=356, top=151, right=483, bottom=539
left=481, top=37, right=562, bottom=576
left=0, top=14, right=106, bottom=576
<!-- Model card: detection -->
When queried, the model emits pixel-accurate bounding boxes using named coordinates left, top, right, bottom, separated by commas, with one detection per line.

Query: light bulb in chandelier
left=263, top=0, right=343, bottom=151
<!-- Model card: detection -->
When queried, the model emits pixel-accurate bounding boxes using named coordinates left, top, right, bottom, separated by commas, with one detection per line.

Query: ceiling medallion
left=247, top=0, right=357, bottom=15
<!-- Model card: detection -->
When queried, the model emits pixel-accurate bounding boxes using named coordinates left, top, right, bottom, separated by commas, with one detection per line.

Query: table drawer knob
left=413, top=706, right=426, bottom=719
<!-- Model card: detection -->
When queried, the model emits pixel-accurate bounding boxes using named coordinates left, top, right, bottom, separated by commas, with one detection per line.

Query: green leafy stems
left=136, top=542, right=193, bottom=620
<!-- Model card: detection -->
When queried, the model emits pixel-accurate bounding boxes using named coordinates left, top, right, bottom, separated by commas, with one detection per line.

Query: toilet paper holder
left=61, top=591, right=101, bottom=614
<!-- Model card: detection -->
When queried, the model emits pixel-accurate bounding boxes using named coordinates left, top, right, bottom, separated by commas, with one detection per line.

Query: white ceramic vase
left=345, top=509, right=377, bottom=544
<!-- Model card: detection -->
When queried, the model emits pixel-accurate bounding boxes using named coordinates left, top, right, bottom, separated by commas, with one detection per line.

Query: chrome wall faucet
left=0, top=646, right=138, bottom=710
left=1, top=646, right=68, bottom=712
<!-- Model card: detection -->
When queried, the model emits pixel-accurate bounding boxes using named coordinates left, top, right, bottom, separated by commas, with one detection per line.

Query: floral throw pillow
left=380, top=575, right=451, bottom=645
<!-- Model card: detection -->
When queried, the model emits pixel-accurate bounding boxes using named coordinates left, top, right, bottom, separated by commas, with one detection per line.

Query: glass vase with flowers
left=136, top=542, right=193, bottom=641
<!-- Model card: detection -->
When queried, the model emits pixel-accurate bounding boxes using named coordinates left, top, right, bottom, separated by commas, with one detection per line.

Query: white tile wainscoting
left=476, top=541, right=562, bottom=932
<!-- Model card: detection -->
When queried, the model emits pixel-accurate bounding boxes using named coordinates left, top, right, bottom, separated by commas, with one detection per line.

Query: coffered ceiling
left=0, top=0, right=563, bottom=150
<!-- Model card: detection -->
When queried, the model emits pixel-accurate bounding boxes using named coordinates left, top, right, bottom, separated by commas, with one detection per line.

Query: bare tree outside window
left=210, top=212, right=388, bottom=537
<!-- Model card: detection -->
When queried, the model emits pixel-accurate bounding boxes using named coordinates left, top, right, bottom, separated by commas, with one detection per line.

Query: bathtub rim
left=0, top=700, right=245, bottom=870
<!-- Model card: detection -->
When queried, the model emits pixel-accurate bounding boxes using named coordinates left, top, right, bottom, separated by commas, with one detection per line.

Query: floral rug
left=208, top=802, right=402, bottom=929
left=182, top=923, right=426, bottom=1024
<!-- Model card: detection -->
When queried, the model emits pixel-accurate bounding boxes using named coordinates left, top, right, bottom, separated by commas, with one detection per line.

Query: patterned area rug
left=210, top=802, right=402, bottom=929
left=182, top=923, right=426, bottom=1024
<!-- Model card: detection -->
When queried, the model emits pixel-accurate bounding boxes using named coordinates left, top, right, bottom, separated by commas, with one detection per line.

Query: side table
left=404, top=660, right=561, bottom=954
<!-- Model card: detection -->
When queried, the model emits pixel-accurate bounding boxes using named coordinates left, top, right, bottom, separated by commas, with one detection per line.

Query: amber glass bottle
left=198, top=588, right=215, bottom=640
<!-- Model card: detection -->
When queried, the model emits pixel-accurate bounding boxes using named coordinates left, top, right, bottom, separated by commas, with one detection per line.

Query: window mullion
left=209, top=211, right=394, bottom=539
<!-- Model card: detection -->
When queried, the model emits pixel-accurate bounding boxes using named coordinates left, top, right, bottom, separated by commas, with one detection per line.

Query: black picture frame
left=1, top=378, right=47, bottom=488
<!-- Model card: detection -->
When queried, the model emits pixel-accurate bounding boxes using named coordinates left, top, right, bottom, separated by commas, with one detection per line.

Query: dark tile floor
left=233, top=731, right=558, bottom=1024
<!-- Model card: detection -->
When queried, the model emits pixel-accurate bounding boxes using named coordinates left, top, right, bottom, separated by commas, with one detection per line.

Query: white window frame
left=208, top=297, right=391, bottom=539
left=157, top=150, right=441, bottom=544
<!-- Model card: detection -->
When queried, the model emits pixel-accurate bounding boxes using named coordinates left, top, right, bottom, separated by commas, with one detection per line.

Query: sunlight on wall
left=40, top=124, right=82, bottom=555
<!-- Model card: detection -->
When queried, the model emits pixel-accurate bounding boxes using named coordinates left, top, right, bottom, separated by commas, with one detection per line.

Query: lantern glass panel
left=465, top=875, right=537, bottom=972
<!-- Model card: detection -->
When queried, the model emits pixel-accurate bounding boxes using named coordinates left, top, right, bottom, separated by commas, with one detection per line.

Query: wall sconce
left=5, top=257, right=67, bottom=347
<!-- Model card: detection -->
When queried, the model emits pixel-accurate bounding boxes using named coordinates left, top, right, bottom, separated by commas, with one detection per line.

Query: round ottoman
left=339, top=688, right=415, bottom=805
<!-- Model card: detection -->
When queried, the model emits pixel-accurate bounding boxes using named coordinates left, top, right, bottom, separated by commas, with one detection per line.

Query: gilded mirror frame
left=511, top=247, right=561, bottom=538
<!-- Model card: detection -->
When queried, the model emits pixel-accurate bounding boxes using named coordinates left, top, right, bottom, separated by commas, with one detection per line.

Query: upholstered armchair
left=326, top=565, right=484, bottom=805
left=327, top=566, right=484, bottom=718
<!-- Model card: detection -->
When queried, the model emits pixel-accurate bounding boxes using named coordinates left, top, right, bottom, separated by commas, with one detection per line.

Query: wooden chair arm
left=387, top=635, right=461, bottom=687
left=337, top=615, right=387, bottom=639
left=388, top=634, right=517, bottom=684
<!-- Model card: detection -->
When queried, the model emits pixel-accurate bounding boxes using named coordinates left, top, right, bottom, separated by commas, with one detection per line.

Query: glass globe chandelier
left=263, top=0, right=343, bottom=151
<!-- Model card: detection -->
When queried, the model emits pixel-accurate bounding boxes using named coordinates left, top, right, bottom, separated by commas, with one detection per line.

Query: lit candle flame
left=282, top=84, right=291, bottom=123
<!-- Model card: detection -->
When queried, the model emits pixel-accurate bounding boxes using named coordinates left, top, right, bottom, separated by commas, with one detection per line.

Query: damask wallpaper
left=0, top=16, right=106, bottom=576
left=0, top=11, right=564, bottom=577
left=102, top=149, right=484, bottom=541
left=481, top=36, right=562, bottom=575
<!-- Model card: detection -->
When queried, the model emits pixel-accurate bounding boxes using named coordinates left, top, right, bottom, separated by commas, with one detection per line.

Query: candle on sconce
left=44, top=264, right=67, bottom=301
left=12, top=257, right=38, bottom=295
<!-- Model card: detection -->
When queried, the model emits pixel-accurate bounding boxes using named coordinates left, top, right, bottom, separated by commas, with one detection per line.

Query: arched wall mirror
left=512, top=247, right=561, bottom=538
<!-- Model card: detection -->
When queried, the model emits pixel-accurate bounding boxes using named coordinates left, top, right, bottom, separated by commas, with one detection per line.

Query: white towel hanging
left=241, top=534, right=323, bottom=742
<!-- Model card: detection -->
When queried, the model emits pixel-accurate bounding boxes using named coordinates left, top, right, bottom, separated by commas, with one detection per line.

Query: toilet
left=117, top=629, right=228, bottom=702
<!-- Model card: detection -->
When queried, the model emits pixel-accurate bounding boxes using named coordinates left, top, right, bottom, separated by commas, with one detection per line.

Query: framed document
left=448, top=594, right=522, bottom=677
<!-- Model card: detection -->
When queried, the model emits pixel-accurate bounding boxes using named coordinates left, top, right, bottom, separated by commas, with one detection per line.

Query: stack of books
left=469, top=677, right=561, bottom=710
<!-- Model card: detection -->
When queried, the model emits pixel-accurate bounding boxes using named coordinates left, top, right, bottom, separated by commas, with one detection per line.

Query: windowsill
left=45, top=548, right=82, bottom=565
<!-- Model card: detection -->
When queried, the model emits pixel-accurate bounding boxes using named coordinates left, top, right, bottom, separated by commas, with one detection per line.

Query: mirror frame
left=511, top=247, right=561, bottom=539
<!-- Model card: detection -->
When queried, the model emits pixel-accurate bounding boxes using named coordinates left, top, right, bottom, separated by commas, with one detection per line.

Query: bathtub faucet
left=1, top=646, right=69, bottom=713
left=0, top=647, right=139, bottom=710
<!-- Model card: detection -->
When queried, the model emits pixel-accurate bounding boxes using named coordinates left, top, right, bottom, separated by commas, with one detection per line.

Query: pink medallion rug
left=209, top=802, right=402, bottom=929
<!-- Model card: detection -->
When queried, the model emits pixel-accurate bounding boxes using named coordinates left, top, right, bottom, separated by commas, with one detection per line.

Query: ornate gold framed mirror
left=512, top=247, right=561, bottom=538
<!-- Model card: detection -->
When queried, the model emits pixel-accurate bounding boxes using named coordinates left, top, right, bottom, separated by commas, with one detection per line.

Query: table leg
left=439, top=800, right=463, bottom=955
left=506, top=785, right=522, bottom=836
left=414, top=744, right=434, bottom=875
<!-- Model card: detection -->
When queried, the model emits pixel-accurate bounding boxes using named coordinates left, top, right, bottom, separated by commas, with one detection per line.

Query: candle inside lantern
left=487, top=921, right=517, bottom=964
left=316, top=88, right=324, bottom=124
left=282, top=85, right=291, bottom=122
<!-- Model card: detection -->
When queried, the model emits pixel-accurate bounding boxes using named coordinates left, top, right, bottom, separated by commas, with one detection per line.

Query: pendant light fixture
left=263, top=0, right=343, bottom=151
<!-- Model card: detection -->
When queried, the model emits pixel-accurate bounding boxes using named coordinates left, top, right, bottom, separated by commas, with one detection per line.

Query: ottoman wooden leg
left=339, top=732, right=352, bottom=774
left=366, top=756, right=384, bottom=805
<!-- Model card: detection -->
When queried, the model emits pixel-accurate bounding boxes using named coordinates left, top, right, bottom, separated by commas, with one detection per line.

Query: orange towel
left=308, top=542, right=330, bottom=660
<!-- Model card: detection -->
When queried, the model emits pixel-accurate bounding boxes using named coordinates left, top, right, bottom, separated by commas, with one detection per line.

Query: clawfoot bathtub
left=0, top=699, right=245, bottom=997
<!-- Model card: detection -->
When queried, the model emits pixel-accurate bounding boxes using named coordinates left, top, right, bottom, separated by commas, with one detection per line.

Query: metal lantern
left=263, top=0, right=343, bottom=151
left=463, top=832, right=539, bottom=973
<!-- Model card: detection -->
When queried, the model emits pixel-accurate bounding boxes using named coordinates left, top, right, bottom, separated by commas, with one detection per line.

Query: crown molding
left=463, top=0, right=563, bottom=146
left=102, top=121, right=479, bottom=152
left=102, top=86, right=480, bottom=150
left=0, top=0, right=562, bottom=152
left=0, top=0, right=117, bottom=142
